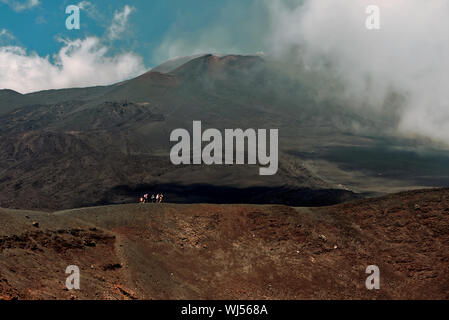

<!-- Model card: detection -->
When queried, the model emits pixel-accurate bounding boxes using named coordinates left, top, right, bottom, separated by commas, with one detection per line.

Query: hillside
left=1, top=188, right=448, bottom=300
left=0, top=54, right=361, bottom=210
left=1, top=54, right=449, bottom=211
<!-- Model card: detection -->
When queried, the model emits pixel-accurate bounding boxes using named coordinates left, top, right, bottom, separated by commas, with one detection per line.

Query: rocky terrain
left=1, top=54, right=448, bottom=300
left=2, top=54, right=448, bottom=211
left=1, top=187, right=448, bottom=300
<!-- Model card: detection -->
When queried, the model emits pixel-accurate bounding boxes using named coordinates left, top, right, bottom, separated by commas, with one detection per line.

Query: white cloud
left=0, top=37, right=146, bottom=94
left=0, top=29, right=13, bottom=38
left=266, top=0, right=449, bottom=143
left=0, top=28, right=15, bottom=45
left=77, top=1, right=92, bottom=10
left=107, top=5, right=135, bottom=40
left=1, top=0, right=39, bottom=12
left=77, top=1, right=103, bottom=21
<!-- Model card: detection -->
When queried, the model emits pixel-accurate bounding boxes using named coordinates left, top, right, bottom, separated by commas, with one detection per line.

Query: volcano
left=1, top=54, right=449, bottom=301
left=1, top=54, right=449, bottom=211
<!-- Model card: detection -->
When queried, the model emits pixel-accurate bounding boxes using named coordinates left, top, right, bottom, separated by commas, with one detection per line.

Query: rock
left=102, top=263, right=122, bottom=271
left=32, top=221, right=39, bottom=228
left=318, top=234, right=327, bottom=242
left=84, top=240, right=96, bottom=247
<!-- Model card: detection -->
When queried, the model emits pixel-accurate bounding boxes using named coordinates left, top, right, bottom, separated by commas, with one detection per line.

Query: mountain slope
left=151, top=54, right=204, bottom=73
left=0, top=55, right=362, bottom=210
left=0, top=89, right=27, bottom=115
left=1, top=188, right=448, bottom=299
left=0, top=54, right=448, bottom=210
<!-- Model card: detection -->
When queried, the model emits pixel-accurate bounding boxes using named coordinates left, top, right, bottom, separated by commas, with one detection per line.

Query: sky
left=0, top=0, right=265, bottom=70
left=0, top=0, right=448, bottom=144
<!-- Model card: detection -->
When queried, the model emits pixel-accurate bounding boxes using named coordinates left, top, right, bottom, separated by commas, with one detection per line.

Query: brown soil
left=1, top=188, right=448, bottom=300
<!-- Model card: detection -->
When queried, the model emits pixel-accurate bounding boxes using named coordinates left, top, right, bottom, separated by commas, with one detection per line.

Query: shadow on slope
left=105, top=183, right=362, bottom=207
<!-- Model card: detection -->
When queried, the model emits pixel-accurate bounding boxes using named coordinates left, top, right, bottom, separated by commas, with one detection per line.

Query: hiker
left=151, top=194, right=155, bottom=203
left=156, top=194, right=159, bottom=203
left=143, top=193, right=149, bottom=203
left=139, top=197, right=144, bottom=204
left=159, top=193, right=164, bottom=203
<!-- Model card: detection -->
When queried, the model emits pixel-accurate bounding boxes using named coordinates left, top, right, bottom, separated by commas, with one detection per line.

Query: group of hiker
left=140, top=193, right=164, bottom=204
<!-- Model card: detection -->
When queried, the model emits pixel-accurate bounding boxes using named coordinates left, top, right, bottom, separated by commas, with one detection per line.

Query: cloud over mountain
left=266, top=0, right=449, bottom=142
left=155, top=0, right=449, bottom=143
left=0, top=37, right=146, bottom=93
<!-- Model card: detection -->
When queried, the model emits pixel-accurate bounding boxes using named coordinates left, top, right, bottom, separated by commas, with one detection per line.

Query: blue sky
left=0, top=0, right=263, bottom=67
